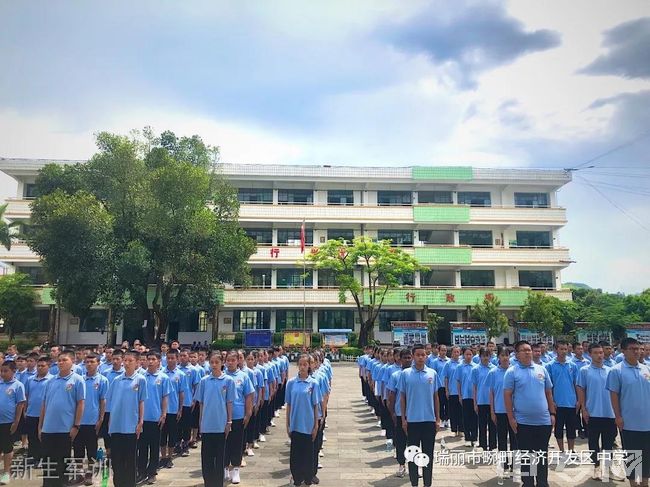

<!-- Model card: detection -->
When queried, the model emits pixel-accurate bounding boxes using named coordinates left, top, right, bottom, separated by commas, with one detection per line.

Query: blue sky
left=0, top=0, right=649, bottom=293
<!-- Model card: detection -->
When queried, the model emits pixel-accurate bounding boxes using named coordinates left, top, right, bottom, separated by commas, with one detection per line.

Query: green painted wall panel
left=365, top=288, right=529, bottom=307
left=414, top=247, right=472, bottom=265
left=413, top=206, right=470, bottom=223
left=412, top=166, right=473, bottom=180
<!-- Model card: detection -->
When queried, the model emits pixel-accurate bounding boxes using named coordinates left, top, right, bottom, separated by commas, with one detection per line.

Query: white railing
left=223, top=289, right=354, bottom=305
left=0, top=242, right=39, bottom=262
left=4, top=198, right=32, bottom=219
left=470, top=206, right=567, bottom=225
left=472, top=247, right=571, bottom=265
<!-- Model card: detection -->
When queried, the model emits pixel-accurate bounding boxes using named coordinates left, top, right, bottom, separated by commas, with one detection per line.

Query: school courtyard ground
left=9, top=362, right=628, bottom=487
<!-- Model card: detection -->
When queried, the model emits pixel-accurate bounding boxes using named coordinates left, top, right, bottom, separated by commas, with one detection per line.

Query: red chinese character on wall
left=310, top=247, right=319, bottom=255
left=270, top=247, right=280, bottom=258
left=484, top=293, right=495, bottom=301
left=445, top=293, right=455, bottom=303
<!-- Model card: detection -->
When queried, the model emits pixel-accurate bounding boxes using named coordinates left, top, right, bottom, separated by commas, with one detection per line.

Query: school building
left=0, top=159, right=573, bottom=345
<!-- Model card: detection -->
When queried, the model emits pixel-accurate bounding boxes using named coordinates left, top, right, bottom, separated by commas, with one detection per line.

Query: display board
left=391, top=321, right=428, bottom=346
left=451, top=322, right=487, bottom=346
left=518, top=328, right=554, bottom=345
left=576, top=329, right=612, bottom=344
left=626, top=324, right=650, bottom=343
left=320, top=329, right=352, bottom=347
left=243, top=329, right=273, bottom=348
left=283, top=330, right=312, bottom=348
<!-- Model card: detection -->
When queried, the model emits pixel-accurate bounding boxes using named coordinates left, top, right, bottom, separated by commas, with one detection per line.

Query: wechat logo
left=404, top=446, right=430, bottom=468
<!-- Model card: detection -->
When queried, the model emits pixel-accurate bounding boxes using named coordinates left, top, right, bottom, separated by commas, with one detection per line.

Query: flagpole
left=301, top=218, right=307, bottom=349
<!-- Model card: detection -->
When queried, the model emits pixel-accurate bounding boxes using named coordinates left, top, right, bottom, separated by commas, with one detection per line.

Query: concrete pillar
left=271, top=269, right=277, bottom=289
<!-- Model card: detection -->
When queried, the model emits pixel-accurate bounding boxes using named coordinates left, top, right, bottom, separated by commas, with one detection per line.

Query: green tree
left=520, top=291, right=564, bottom=337
left=426, top=310, right=444, bottom=344
left=0, top=273, right=37, bottom=340
left=308, top=236, right=421, bottom=347
left=470, top=295, right=509, bottom=341
left=0, top=203, right=20, bottom=250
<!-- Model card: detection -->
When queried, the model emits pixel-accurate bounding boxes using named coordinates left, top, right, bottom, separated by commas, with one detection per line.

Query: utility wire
left=567, top=130, right=650, bottom=171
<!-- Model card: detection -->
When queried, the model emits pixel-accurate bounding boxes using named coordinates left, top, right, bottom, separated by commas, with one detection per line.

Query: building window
left=519, top=270, right=554, bottom=289
left=327, top=229, right=355, bottom=242
left=277, top=228, right=313, bottom=246
left=459, top=230, right=493, bottom=247
left=378, top=310, right=416, bottom=332
left=419, top=230, right=454, bottom=245
left=246, top=268, right=272, bottom=288
left=377, top=190, right=412, bottom=206
left=79, top=309, right=109, bottom=332
left=276, top=309, right=313, bottom=331
left=515, top=231, right=551, bottom=248
left=245, top=228, right=273, bottom=244
left=198, top=311, right=208, bottom=332
left=418, top=191, right=453, bottom=204
left=235, top=310, right=271, bottom=330
left=327, top=190, right=354, bottom=206
left=277, top=269, right=313, bottom=288
left=460, top=270, right=495, bottom=287
left=23, top=183, right=39, bottom=199
left=377, top=229, right=413, bottom=246
left=238, top=188, right=273, bottom=204
left=278, top=189, right=313, bottom=205
left=514, top=192, right=549, bottom=208
left=458, top=191, right=491, bottom=207
left=318, top=309, right=354, bottom=330
left=378, top=273, right=414, bottom=287
left=16, top=266, right=47, bottom=285
left=420, top=269, right=455, bottom=287
left=36, top=309, right=50, bottom=332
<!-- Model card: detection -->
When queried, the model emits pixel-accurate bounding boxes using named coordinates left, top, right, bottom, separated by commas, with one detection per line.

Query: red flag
left=300, top=220, right=305, bottom=254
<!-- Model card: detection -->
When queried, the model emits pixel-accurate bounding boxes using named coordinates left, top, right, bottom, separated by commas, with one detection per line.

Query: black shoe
left=311, top=476, right=320, bottom=484
left=136, top=474, right=148, bottom=485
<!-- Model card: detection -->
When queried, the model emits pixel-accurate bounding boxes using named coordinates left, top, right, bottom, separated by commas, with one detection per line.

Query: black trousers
left=516, top=424, right=552, bottom=487
left=620, top=429, right=650, bottom=480
left=99, top=413, right=111, bottom=450
left=246, top=411, right=258, bottom=444
left=437, top=388, right=448, bottom=421
left=137, top=421, right=161, bottom=478
left=160, top=413, right=178, bottom=449
left=311, top=419, right=325, bottom=478
left=73, top=425, right=98, bottom=469
left=290, top=432, right=314, bottom=485
left=179, top=406, right=192, bottom=445
left=394, top=416, right=407, bottom=466
left=225, top=419, right=244, bottom=467
left=382, top=399, right=394, bottom=440
left=111, top=433, right=137, bottom=487
left=495, top=413, right=518, bottom=468
left=25, top=416, right=43, bottom=462
left=201, top=433, right=226, bottom=487
left=448, top=395, right=463, bottom=433
left=407, top=421, right=435, bottom=487
left=477, top=405, right=496, bottom=450
left=554, top=407, right=577, bottom=440
left=261, top=400, right=271, bottom=431
left=462, top=398, right=478, bottom=442
left=41, top=432, right=71, bottom=487
left=586, top=417, right=616, bottom=466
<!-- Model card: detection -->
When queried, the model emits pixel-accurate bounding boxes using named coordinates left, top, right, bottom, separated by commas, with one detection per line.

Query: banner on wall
left=626, top=323, right=650, bottom=343
left=516, top=326, right=554, bottom=345
left=391, top=321, right=428, bottom=347
left=243, top=330, right=273, bottom=348
left=450, top=322, right=487, bottom=346
left=576, top=329, right=612, bottom=344
left=283, top=330, right=312, bottom=348
left=320, top=329, right=352, bottom=347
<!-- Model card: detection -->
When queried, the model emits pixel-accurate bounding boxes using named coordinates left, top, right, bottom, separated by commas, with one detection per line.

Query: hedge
left=0, top=339, right=45, bottom=352
left=340, top=346, right=363, bottom=357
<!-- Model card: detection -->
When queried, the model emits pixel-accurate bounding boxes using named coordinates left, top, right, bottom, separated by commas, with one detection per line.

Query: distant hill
left=563, top=282, right=592, bottom=290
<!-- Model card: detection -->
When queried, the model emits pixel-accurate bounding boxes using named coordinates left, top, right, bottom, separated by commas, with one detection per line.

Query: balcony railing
left=0, top=242, right=40, bottom=262
left=4, top=198, right=32, bottom=219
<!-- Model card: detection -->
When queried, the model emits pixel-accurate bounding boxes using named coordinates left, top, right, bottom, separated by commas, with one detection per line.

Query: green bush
left=233, top=332, right=243, bottom=345
left=348, top=332, right=358, bottom=348
left=311, top=333, right=321, bottom=347
left=273, top=333, right=283, bottom=346
left=340, top=346, right=362, bottom=357
left=211, top=339, right=239, bottom=350
left=0, top=339, right=46, bottom=352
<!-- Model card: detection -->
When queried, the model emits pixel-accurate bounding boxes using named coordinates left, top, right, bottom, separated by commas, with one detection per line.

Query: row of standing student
left=359, top=338, right=650, bottom=487
left=0, top=346, right=291, bottom=487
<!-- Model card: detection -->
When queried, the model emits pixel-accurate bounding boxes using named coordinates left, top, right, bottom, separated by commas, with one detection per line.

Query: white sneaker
left=231, top=467, right=241, bottom=484
left=317, top=463, right=323, bottom=469
left=380, top=429, right=386, bottom=437
left=592, top=466, right=600, bottom=480
left=0, top=473, right=9, bottom=485
left=224, top=468, right=230, bottom=481
left=396, top=465, right=406, bottom=478
left=259, top=435, right=266, bottom=442
left=376, top=420, right=381, bottom=428
left=282, top=405, right=286, bottom=409
left=241, top=458, right=247, bottom=467
left=322, top=435, right=327, bottom=442
left=274, top=411, right=280, bottom=418
left=246, top=448, right=254, bottom=456
left=271, top=421, right=276, bottom=427
left=319, top=451, right=324, bottom=457
left=464, top=441, right=472, bottom=447
left=324, top=424, right=328, bottom=429
left=253, top=441, right=260, bottom=449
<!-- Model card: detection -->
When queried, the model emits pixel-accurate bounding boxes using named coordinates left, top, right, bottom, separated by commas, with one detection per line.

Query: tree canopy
left=471, top=294, right=509, bottom=341
left=0, top=273, right=37, bottom=340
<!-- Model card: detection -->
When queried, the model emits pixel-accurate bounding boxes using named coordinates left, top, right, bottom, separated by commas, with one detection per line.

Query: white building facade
left=0, top=159, right=573, bottom=344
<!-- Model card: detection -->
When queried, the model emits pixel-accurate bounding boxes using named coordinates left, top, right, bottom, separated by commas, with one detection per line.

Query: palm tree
left=0, top=203, right=19, bottom=250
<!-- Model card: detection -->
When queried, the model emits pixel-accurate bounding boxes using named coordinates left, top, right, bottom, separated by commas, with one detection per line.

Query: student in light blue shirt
left=399, top=345, right=440, bottom=487
left=24, top=357, right=51, bottom=464
left=99, top=349, right=124, bottom=455
left=571, top=343, right=591, bottom=370
left=195, top=351, right=234, bottom=487
left=309, top=353, right=331, bottom=483
left=429, top=345, right=450, bottom=427
left=380, top=350, right=400, bottom=449
left=606, top=338, right=650, bottom=483
left=546, top=340, right=579, bottom=454
left=0, top=360, right=26, bottom=485
left=472, top=347, right=496, bottom=451
left=456, top=347, right=478, bottom=447
left=488, top=346, right=517, bottom=475
left=285, top=354, right=319, bottom=487
left=504, top=341, right=555, bottom=487
left=73, top=353, right=108, bottom=484
left=442, top=346, right=463, bottom=436
left=39, top=350, right=85, bottom=487
left=245, top=351, right=264, bottom=455
left=178, top=349, right=200, bottom=455
left=106, top=350, right=147, bottom=487
left=576, top=343, right=618, bottom=479
left=386, top=347, right=412, bottom=479
left=160, top=349, right=185, bottom=469
left=224, top=350, right=254, bottom=484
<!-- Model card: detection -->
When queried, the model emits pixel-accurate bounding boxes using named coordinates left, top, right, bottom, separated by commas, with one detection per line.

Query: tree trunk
left=48, top=304, right=56, bottom=344
left=358, top=320, right=375, bottom=347
left=211, top=304, right=220, bottom=343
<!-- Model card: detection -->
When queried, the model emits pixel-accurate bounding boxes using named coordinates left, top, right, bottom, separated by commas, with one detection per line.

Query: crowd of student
left=0, top=341, right=333, bottom=487
left=359, top=338, right=650, bottom=487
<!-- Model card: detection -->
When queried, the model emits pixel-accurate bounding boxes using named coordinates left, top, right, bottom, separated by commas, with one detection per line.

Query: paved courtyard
left=9, top=362, right=629, bottom=486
